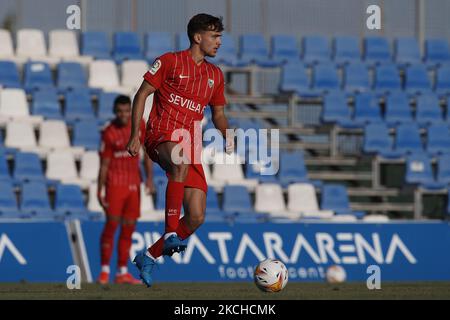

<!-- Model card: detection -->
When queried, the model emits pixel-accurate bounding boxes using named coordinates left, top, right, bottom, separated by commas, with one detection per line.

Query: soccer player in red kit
left=127, top=13, right=234, bottom=287
left=97, top=95, right=155, bottom=285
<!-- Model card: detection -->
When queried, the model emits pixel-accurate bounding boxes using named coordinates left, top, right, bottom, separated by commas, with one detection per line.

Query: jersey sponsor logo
left=113, top=150, right=133, bottom=158
left=168, top=93, right=206, bottom=114
left=208, top=79, right=214, bottom=88
left=149, top=59, right=162, bottom=75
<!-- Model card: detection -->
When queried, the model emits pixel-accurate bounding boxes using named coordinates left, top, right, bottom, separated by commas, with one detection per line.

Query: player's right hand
left=127, top=136, right=141, bottom=157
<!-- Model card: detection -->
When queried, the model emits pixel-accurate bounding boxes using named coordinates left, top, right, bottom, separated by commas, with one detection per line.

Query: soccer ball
left=326, top=265, right=347, bottom=283
left=254, top=259, right=288, bottom=292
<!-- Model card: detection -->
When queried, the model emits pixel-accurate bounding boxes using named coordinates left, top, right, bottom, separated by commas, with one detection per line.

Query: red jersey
left=100, top=119, right=146, bottom=186
left=143, top=49, right=227, bottom=134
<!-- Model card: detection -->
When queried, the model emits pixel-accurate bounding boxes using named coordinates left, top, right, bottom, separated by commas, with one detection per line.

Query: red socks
left=165, top=181, right=185, bottom=233
left=118, top=223, right=136, bottom=267
left=148, top=217, right=194, bottom=259
left=100, top=219, right=119, bottom=266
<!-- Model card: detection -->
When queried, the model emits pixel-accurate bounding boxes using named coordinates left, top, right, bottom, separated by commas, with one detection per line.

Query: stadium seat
left=343, top=62, right=370, bottom=93
left=373, top=64, right=401, bottom=94
left=312, top=63, right=340, bottom=92
left=321, top=91, right=352, bottom=126
left=113, top=32, right=142, bottom=62
left=64, top=88, right=95, bottom=121
left=87, top=183, right=103, bottom=213
left=24, top=61, right=54, bottom=91
left=121, top=59, right=149, bottom=92
left=211, top=152, right=258, bottom=190
left=364, top=36, right=391, bottom=64
left=405, top=153, right=443, bottom=189
left=437, top=154, right=450, bottom=185
left=209, top=33, right=240, bottom=66
left=0, top=181, right=19, bottom=216
left=333, top=36, right=361, bottom=64
left=20, top=182, right=52, bottom=216
left=426, top=123, right=450, bottom=155
left=72, top=120, right=100, bottom=150
left=395, top=123, right=424, bottom=155
left=353, top=92, right=382, bottom=126
left=97, top=92, right=119, bottom=121
left=404, top=64, right=432, bottom=95
left=434, top=65, right=450, bottom=96
left=254, top=183, right=293, bottom=218
left=287, top=183, right=334, bottom=218
left=145, top=32, right=173, bottom=62
left=55, top=184, right=86, bottom=215
left=302, top=35, right=331, bottom=64
left=79, top=151, right=99, bottom=184
left=363, top=122, right=402, bottom=158
left=32, top=89, right=63, bottom=119
left=278, top=150, right=310, bottom=187
left=140, top=185, right=162, bottom=221
left=57, top=62, right=87, bottom=90
left=240, top=34, right=279, bottom=67
left=81, top=31, right=111, bottom=59
left=46, top=150, right=80, bottom=185
left=384, top=92, right=413, bottom=125
left=0, top=60, right=21, bottom=88
left=245, top=161, right=279, bottom=183
left=13, top=152, right=45, bottom=182
left=39, top=120, right=71, bottom=151
left=16, top=29, right=54, bottom=64
left=0, top=88, right=35, bottom=122
left=0, top=149, right=11, bottom=181
left=222, top=185, right=254, bottom=215
left=155, top=180, right=167, bottom=211
left=89, top=60, right=125, bottom=93
left=0, top=29, right=15, bottom=60
left=279, top=63, right=316, bottom=97
left=48, top=30, right=80, bottom=59
left=5, top=121, right=39, bottom=153
left=395, top=37, right=421, bottom=65
left=425, top=38, right=450, bottom=66
left=271, top=34, right=300, bottom=64
left=321, top=184, right=364, bottom=217
left=415, top=93, right=443, bottom=127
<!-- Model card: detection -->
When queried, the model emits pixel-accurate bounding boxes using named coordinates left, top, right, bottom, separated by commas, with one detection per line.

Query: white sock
left=145, top=251, right=156, bottom=260
left=101, top=265, right=110, bottom=273
left=118, top=266, right=128, bottom=275
left=164, top=232, right=177, bottom=240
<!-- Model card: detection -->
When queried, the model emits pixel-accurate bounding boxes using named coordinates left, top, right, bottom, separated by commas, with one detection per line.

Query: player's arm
left=127, top=81, right=156, bottom=156
left=143, top=151, right=155, bottom=194
left=211, top=105, right=234, bottom=154
left=97, top=157, right=111, bottom=210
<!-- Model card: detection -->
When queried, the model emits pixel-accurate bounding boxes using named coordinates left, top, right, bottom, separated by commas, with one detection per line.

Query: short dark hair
left=113, top=95, right=131, bottom=112
left=187, top=13, right=224, bottom=44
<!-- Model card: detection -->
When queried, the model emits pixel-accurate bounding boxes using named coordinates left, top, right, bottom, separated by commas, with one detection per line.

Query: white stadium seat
left=330, top=215, right=358, bottom=222
left=287, top=183, right=334, bottom=219
left=80, top=151, right=99, bottom=183
left=89, top=60, right=129, bottom=94
left=211, top=152, right=258, bottom=190
left=121, top=59, right=149, bottom=91
left=362, top=215, right=390, bottom=222
left=0, top=89, right=43, bottom=124
left=88, top=183, right=103, bottom=214
left=139, top=184, right=164, bottom=221
left=46, top=150, right=82, bottom=185
left=255, top=183, right=299, bottom=219
left=48, top=29, right=92, bottom=65
left=16, top=29, right=58, bottom=66
left=0, top=29, right=15, bottom=59
left=39, top=120, right=71, bottom=149
left=5, top=121, right=41, bottom=153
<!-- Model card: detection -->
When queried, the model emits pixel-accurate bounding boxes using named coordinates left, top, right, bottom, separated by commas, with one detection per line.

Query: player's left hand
left=145, top=178, right=156, bottom=194
left=225, top=128, right=235, bottom=155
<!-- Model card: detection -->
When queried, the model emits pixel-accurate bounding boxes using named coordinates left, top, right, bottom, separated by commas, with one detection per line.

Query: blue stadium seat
left=20, top=182, right=53, bottom=216
left=177, top=33, right=190, bottom=51
left=437, top=154, right=450, bottom=185
left=145, top=32, right=173, bottom=62
left=245, top=161, right=278, bottom=183
left=32, top=89, right=62, bottom=119
left=0, top=181, right=19, bottom=217
left=302, top=35, right=330, bottom=64
left=404, top=64, right=432, bottom=95
left=240, top=34, right=279, bottom=67
left=426, top=124, right=450, bottom=155
left=223, top=185, right=255, bottom=215
left=81, top=31, right=111, bottom=59
left=279, top=63, right=316, bottom=97
left=205, top=187, right=222, bottom=214
left=24, top=61, right=54, bottom=91
left=353, top=92, right=382, bottom=126
left=0, top=149, right=11, bottom=181
left=271, top=34, right=300, bottom=64
left=278, top=151, right=309, bottom=187
left=415, top=93, right=443, bottom=127
left=395, top=37, right=421, bottom=65
left=65, top=88, right=95, bottom=121
left=209, top=33, right=240, bottom=66
left=0, top=60, right=21, bottom=88
left=434, top=65, right=450, bottom=96
left=312, top=63, right=340, bottom=92
left=321, top=91, right=352, bottom=126
left=363, top=123, right=402, bottom=158
left=373, top=64, right=401, bottom=94
left=321, top=184, right=364, bottom=217
left=364, top=36, right=391, bottom=64
left=155, top=180, right=167, bottom=210
left=405, top=153, right=444, bottom=189
left=55, top=184, right=86, bottom=215
left=113, top=32, right=142, bottom=62
left=97, top=92, right=119, bottom=121
left=72, top=120, right=100, bottom=150
left=384, top=92, right=413, bottom=126
left=57, top=62, right=87, bottom=90
left=395, top=123, right=424, bottom=155
left=425, top=38, right=450, bottom=66
left=13, top=152, right=45, bottom=182
left=333, top=36, right=361, bottom=65
left=343, top=62, right=370, bottom=93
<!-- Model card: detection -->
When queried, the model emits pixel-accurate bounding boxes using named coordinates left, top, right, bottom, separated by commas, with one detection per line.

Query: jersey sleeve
left=99, top=130, right=113, bottom=159
left=143, top=53, right=172, bottom=90
left=209, top=68, right=227, bottom=106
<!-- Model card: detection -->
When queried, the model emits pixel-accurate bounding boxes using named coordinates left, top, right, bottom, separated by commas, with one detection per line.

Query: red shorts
left=105, top=184, right=140, bottom=219
left=145, top=130, right=208, bottom=194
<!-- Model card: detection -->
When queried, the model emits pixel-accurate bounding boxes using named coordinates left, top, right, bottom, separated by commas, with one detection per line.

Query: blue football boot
left=133, top=251, right=156, bottom=288
left=162, top=234, right=187, bottom=256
